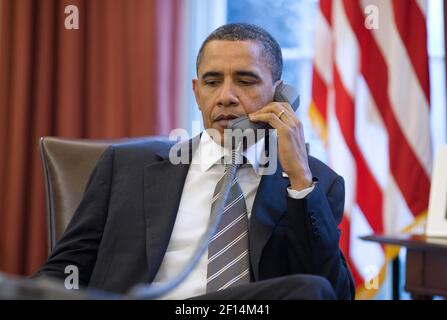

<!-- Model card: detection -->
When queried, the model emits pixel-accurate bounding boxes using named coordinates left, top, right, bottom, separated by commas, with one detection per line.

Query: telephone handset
left=228, top=82, right=300, bottom=131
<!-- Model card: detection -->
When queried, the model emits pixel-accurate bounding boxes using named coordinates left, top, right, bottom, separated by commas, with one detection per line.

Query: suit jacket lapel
left=249, top=160, right=290, bottom=280
left=143, top=136, right=199, bottom=281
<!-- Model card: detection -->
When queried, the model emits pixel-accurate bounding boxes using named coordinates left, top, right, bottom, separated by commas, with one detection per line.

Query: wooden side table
left=361, top=234, right=447, bottom=299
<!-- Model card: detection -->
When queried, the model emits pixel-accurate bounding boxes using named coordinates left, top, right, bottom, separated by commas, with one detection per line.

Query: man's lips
left=214, top=114, right=240, bottom=121
left=214, top=115, right=241, bottom=128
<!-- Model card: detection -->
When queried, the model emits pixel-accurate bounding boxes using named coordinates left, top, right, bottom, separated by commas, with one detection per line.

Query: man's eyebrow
left=201, top=70, right=262, bottom=80
left=234, top=71, right=261, bottom=80
left=201, top=71, right=222, bottom=79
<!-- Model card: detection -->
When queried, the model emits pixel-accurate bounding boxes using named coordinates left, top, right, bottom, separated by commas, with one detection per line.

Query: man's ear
left=192, top=79, right=201, bottom=110
left=274, top=79, right=283, bottom=90
left=271, top=79, right=283, bottom=101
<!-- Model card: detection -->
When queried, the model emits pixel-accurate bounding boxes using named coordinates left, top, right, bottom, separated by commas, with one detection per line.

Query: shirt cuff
left=287, top=184, right=316, bottom=199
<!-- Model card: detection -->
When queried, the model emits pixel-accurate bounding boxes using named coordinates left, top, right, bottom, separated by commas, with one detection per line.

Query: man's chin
left=205, top=126, right=225, bottom=145
left=205, top=126, right=242, bottom=147
left=205, top=124, right=261, bottom=149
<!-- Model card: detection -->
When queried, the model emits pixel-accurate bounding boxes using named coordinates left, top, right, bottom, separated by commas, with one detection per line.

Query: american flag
left=309, top=0, right=432, bottom=299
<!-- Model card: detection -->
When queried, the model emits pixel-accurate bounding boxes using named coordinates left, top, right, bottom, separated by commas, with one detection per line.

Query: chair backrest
left=39, top=136, right=152, bottom=252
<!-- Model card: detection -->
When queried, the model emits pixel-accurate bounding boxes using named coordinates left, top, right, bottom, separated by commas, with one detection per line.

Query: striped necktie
left=206, top=150, right=251, bottom=292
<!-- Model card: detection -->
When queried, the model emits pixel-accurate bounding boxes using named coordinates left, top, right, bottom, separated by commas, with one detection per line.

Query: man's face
left=193, top=40, right=279, bottom=138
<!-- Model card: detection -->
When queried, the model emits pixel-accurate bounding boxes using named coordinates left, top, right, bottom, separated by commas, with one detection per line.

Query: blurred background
left=0, top=0, right=445, bottom=299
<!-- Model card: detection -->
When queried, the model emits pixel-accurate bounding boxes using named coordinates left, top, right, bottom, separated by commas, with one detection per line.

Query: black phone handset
left=228, top=82, right=300, bottom=131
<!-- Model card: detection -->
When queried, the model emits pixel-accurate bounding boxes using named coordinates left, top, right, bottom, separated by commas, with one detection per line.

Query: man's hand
left=248, top=102, right=313, bottom=191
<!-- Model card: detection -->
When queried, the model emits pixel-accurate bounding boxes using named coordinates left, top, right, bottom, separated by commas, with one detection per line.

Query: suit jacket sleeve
left=36, top=146, right=115, bottom=286
left=286, top=175, right=355, bottom=300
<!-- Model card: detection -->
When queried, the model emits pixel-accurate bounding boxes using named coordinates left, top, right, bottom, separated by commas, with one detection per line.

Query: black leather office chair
left=39, top=136, right=160, bottom=252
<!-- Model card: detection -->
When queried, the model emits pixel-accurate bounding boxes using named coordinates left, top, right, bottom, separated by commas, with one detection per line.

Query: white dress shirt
left=152, top=131, right=314, bottom=299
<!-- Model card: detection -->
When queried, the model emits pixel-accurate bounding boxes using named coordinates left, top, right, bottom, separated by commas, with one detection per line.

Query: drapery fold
left=0, top=0, right=183, bottom=275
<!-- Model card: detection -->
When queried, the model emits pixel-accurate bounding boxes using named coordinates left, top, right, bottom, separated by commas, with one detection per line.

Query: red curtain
left=445, top=0, right=447, bottom=126
left=0, top=0, right=183, bottom=276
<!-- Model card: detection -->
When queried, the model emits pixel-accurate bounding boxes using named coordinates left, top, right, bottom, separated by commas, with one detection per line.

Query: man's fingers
left=251, top=103, right=298, bottom=126
left=248, top=112, right=290, bottom=131
left=277, top=102, right=298, bottom=120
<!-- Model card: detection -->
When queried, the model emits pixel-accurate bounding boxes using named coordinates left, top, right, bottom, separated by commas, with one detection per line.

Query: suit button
left=310, top=216, right=317, bottom=225
left=312, top=227, right=319, bottom=234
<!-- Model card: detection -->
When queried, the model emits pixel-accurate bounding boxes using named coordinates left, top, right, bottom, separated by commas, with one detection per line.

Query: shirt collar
left=197, top=130, right=265, bottom=177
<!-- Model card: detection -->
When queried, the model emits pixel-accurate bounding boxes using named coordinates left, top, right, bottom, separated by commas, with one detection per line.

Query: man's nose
left=216, top=81, right=239, bottom=107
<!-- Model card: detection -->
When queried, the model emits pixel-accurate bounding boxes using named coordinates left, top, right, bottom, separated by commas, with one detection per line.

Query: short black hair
left=196, top=23, right=283, bottom=82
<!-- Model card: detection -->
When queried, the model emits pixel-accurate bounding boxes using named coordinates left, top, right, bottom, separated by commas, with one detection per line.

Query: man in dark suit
left=37, top=23, right=354, bottom=299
